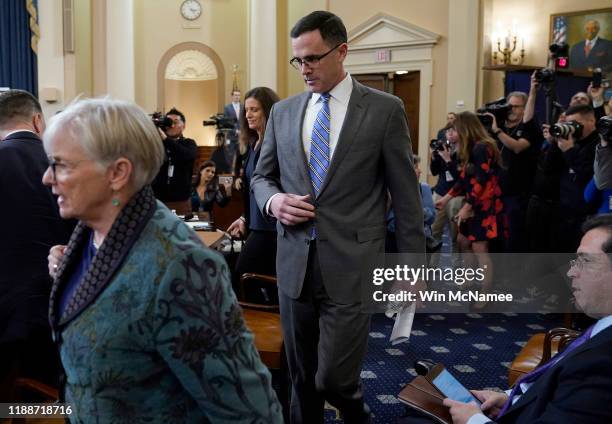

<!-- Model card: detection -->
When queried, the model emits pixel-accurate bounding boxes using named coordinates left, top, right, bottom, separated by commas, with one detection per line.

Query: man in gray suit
left=252, top=11, right=425, bottom=423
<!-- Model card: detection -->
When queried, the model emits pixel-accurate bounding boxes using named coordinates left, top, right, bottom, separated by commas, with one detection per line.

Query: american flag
left=553, top=16, right=567, bottom=44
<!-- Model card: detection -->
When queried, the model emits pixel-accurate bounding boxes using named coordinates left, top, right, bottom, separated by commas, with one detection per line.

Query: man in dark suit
left=252, top=11, right=425, bottom=423
left=569, top=19, right=612, bottom=70
left=0, top=90, right=73, bottom=397
left=223, top=89, right=242, bottom=143
left=440, top=214, right=612, bottom=424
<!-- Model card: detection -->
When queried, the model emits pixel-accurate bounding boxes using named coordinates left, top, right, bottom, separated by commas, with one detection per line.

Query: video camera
left=534, top=68, right=555, bottom=84
left=551, top=120, right=583, bottom=140
left=476, top=98, right=509, bottom=131
left=430, top=138, right=451, bottom=151
left=203, top=114, right=236, bottom=130
left=150, top=112, right=174, bottom=131
left=598, top=116, right=612, bottom=143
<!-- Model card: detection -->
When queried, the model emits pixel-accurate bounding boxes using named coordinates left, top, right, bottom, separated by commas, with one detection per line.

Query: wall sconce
left=491, top=20, right=525, bottom=65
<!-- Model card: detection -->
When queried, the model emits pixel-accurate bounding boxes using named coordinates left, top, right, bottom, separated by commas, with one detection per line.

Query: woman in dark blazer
left=227, top=87, right=280, bottom=300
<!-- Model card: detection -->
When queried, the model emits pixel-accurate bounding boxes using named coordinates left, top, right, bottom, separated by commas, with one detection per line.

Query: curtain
left=0, top=0, right=39, bottom=95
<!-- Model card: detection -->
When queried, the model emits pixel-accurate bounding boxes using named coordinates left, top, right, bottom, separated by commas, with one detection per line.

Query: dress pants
left=279, top=243, right=372, bottom=424
left=233, top=229, right=277, bottom=303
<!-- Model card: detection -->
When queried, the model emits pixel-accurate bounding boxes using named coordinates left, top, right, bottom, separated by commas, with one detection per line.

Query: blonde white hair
left=43, top=97, right=165, bottom=190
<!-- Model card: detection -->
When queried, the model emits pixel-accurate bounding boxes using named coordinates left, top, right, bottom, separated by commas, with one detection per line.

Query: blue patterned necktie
left=308, top=93, right=331, bottom=196
left=498, top=325, right=594, bottom=417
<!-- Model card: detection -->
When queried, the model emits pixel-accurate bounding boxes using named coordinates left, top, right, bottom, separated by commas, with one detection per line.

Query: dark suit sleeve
left=382, top=98, right=425, bottom=254
left=251, top=104, right=282, bottom=215
left=523, top=348, right=612, bottom=424
left=164, top=137, right=197, bottom=161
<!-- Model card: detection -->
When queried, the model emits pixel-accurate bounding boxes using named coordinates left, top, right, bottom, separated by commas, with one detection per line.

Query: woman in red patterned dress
left=436, top=111, right=506, bottom=309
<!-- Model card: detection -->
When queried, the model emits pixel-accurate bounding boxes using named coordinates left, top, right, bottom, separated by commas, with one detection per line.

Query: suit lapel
left=316, top=80, right=368, bottom=198
left=291, top=92, right=315, bottom=196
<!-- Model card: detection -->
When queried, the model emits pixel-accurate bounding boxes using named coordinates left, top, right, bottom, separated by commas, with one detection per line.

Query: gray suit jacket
left=252, top=79, right=425, bottom=303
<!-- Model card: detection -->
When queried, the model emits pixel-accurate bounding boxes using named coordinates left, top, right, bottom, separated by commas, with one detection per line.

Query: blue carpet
left=323, top=312, right=565, bottom=423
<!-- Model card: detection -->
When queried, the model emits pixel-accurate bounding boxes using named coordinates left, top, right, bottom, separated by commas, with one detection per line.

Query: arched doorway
left=157, top=42, right=225, bottom=146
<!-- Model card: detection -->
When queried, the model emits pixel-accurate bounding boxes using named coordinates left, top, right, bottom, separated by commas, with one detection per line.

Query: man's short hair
left=582, top=214, right=612, bottom=253
left=0, top=89, right=42, bottom=129
left=565, top=104, right=595, bottom=118
left=290, top=11, right=347, bottom=47
left=166, top=107, right=185, bottom=124
left=506, top=91, right=528, bottom=105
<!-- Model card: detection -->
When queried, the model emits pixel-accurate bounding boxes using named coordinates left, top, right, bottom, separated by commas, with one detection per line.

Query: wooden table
left=196, top=230, right=225, bottom=249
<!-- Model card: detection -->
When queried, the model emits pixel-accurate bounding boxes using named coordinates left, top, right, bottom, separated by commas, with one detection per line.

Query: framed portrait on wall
left=550, top=8, right=612, bottom=72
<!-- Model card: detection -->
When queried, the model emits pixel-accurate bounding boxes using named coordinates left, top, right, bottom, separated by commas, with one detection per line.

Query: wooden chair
left=508, top=327, right=581, bottom=386
left=2, top=378, right=62, bottom=424
left=237, top=273, right=288, bottom=420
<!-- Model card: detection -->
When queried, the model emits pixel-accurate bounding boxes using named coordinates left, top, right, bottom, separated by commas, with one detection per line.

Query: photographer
left=429, top=126, right=462, bottom=261
left=486, top=91, right=541, bottom=253
left=595, top=116, right=612, bottom=190
left=151, top=107, right=198, bottom=211
left=546, top=104, right=599, bottom=252
left=525, top=73, right=563, bottom=252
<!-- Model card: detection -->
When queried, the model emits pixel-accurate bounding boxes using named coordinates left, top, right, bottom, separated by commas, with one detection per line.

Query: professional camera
left=476, top=98, right=509, bottom=130
left=534, top=68, right=555, bottom=84
left=430, top=138, right=451, bottom=151
left=597, top=115, right=612, bottom=143
left=203, top=114, right=236, bottom=130
left=150, top=112, right=173, bottom=131
left=551, top=120, right=583, bottom=140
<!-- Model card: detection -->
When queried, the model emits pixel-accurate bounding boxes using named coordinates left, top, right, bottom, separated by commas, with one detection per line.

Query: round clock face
left=181, top=0, right=202, bottom=21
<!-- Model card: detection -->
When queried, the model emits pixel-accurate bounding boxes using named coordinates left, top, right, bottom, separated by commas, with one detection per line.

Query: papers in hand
left=386, top=302, right=416, bottom=345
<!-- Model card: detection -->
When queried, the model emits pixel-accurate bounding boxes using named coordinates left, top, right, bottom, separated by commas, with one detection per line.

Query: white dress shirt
left=265, top=72, right=353, bottom=214
left=301, top=72, right=353, bottom=161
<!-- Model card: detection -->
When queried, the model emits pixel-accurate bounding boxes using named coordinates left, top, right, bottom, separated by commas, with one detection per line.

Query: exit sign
left=375, top=49, right=391, bottom=62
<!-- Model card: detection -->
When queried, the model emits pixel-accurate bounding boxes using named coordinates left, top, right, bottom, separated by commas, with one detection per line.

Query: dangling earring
left=112, top=198, right=120, bottom=207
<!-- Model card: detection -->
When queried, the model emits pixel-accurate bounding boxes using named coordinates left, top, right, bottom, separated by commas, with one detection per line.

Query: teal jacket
left=49, top=186, right=282, bottom=423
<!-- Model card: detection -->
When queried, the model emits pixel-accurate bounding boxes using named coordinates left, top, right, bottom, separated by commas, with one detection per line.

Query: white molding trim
left=345, top=13, right=440, bottom=177
left=348, top=13, right=439, bottom=51
left=165, top=50, right=218, bottom=81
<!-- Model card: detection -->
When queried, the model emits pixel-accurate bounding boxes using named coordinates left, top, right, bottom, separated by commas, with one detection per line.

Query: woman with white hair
left=43, top=98, right=282, bottom=423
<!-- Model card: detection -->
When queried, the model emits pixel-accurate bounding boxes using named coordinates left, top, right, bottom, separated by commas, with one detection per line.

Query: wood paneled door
left=353, top=72, right=420, bottom=155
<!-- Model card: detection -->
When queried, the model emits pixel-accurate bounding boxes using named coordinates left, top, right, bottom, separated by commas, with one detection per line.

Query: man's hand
left=588, top=82, right=604, bottom=104
left=443, top=398, right=482, bottom=424
left=439, top=145, right=452, bottom=163
left=435, top=193, right=451, bottom=210
left=157, top=127, right=167, bottom=141
left=48, top=244, right=67, bottom=279
left=270, top=193, right=315, bottom=226
left=472, top=390, right=508, bottom=419
left=557, top=136, right=575, bottom=152
left=484, top=112, right=499, bottom=133
left=542, top=124, right=553, bottom=143
left=227, top=218, right=246, bottom=239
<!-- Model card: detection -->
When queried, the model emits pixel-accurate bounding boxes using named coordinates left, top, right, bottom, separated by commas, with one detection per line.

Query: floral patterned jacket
left=48, top=186, right=282, bottom=423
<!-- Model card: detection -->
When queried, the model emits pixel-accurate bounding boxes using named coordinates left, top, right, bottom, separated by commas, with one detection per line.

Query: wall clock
left=181, top=0, right=202, bottom=21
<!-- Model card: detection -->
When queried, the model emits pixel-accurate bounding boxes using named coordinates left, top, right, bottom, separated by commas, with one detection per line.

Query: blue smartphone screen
left=432, top=368, right=481, bottom=405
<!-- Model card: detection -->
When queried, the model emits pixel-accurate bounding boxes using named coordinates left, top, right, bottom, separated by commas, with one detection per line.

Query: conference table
left=196, top=229, right=225, bottom=249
